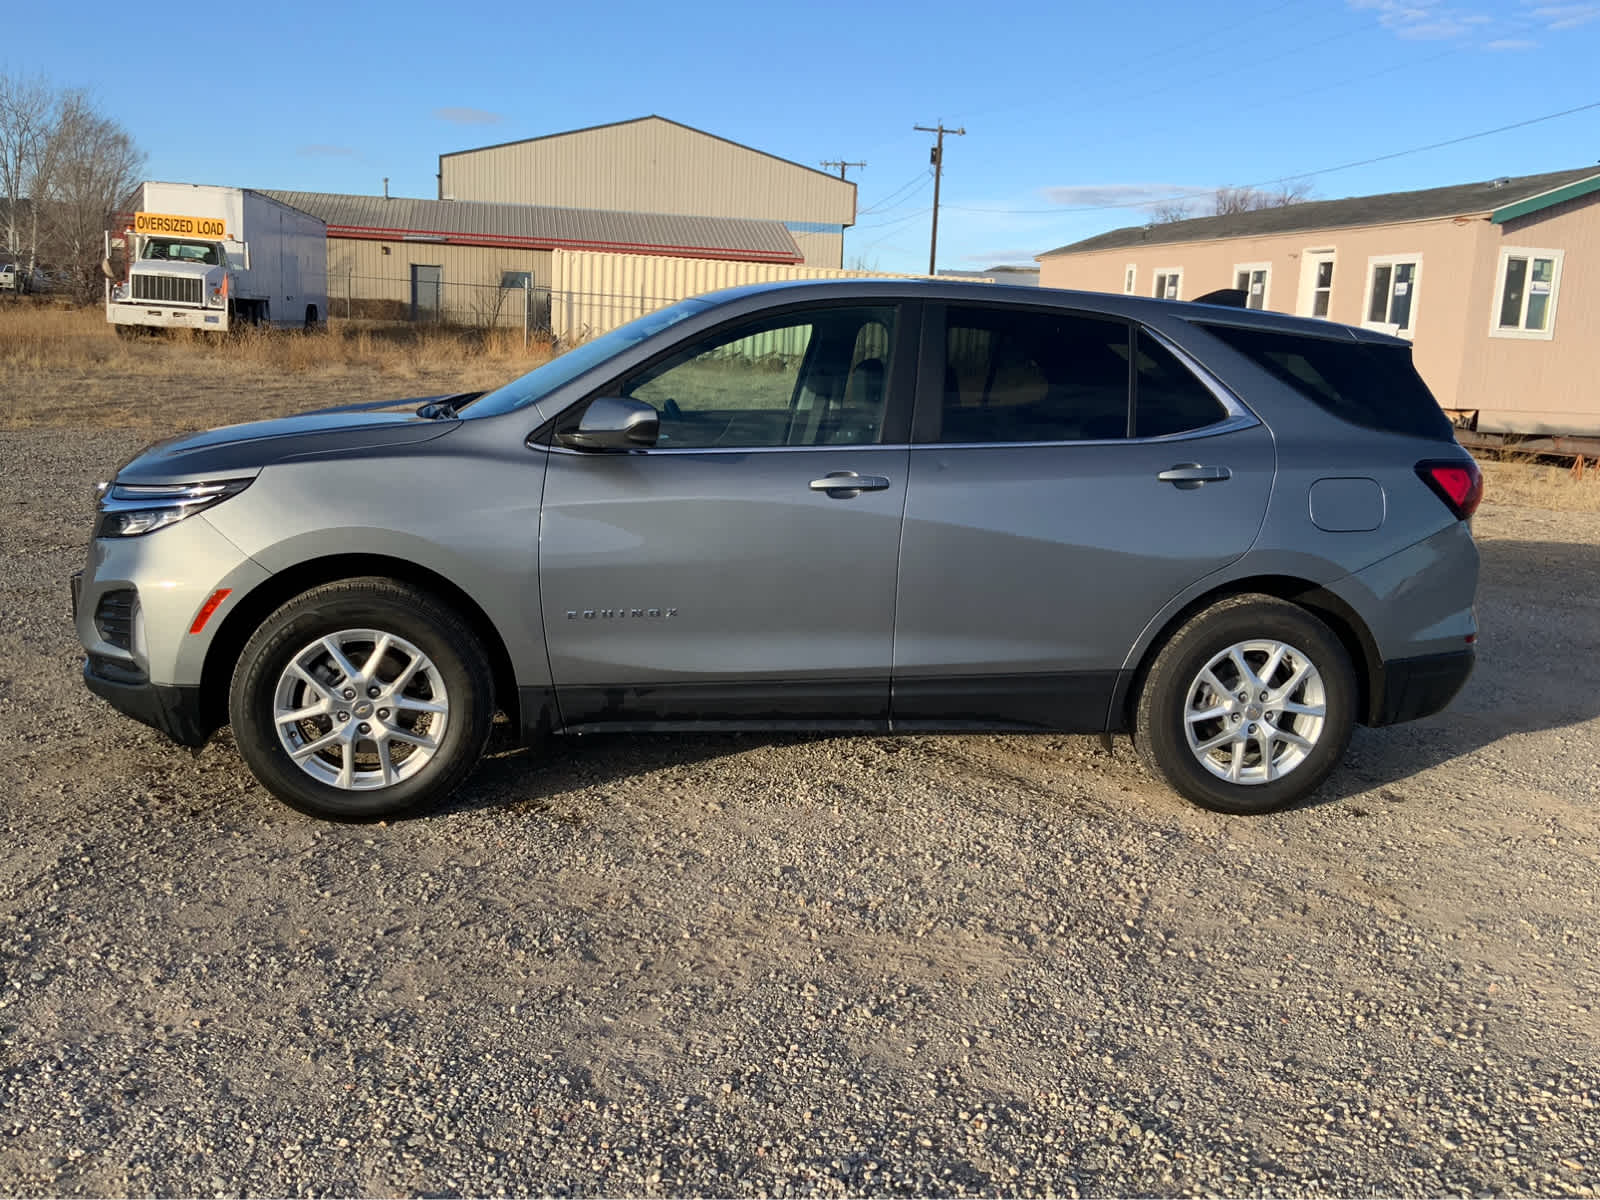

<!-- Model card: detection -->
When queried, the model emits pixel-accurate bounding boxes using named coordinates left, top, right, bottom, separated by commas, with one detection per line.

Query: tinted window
left=1134, top=332, right=1227, bottom=437
left=612, top=305, right=895, bottom=449
left=1198, top=322, right=1454, bottom=441
left=939, top=307, right=1131, bottom=443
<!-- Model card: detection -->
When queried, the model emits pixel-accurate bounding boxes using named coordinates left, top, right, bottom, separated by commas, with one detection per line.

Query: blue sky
left=10, top=0, right=1600, bottom=273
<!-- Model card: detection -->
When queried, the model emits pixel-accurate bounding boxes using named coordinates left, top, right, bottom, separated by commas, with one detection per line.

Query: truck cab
left=109, top=234, right=238, bottom=332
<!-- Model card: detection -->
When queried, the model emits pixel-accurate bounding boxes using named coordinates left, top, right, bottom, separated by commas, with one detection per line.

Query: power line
left=858, top=168, right=931, bottom=215
left=820, top=159, right=866, bottom=181
left=942, top=98, right=1600, bottom=216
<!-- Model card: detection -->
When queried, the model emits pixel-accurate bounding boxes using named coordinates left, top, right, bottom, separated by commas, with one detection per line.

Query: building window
left=500, top=270, right=533, bottom=289
left=1152, top=269, right=1181, bottom=301
left=1364, top=257, right=1420, bottom=336
left=1301, top=252, right=1335, bottom=318
left=1491, top=247, right=1563, bottom=339
left=1124, top=264, right=1136, bottom=294
left=1233, top=263, right=1270, bottom=310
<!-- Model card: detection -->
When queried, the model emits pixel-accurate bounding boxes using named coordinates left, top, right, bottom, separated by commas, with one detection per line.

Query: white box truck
left=105, top=183, right=327, bottom=334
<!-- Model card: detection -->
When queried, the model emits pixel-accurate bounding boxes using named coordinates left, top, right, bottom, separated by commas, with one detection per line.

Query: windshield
left=141, top=238, right=221, bottom=265
left=468, top=298, right=713, bottom=418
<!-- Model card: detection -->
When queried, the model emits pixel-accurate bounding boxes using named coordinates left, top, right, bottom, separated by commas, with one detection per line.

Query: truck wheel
left=1133, top=594, right=1356, bottom=815
left=228, top=578, right=495, bottom=820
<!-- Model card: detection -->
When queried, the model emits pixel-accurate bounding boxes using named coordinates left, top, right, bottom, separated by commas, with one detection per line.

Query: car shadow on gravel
left=435, top=730, right=822, bottom=819
left=1315, top=534, right=1600, bottom=804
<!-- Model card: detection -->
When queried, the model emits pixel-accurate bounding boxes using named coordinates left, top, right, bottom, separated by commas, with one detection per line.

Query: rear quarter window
left=1196, top=322, right=1454, bottom=441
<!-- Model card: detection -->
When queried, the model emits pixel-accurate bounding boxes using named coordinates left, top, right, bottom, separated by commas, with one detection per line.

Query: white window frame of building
left=1297, top=250, right=1336, bottom=319
left=1232, top=262, right=1271, bottom=310
left=1490, top=246, right=1564, bottom=340
left=1362, top=254, right=1423, bottom=339
left=1124, top=264, right=1137, bottom=295
left=1152, top=268, right=1182, bottom=301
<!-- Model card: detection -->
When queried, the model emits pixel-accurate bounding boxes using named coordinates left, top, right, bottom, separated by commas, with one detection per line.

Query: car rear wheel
left=1133, top=594, right=1356, bottom=814
left=229, top=578, right=494, bottom=820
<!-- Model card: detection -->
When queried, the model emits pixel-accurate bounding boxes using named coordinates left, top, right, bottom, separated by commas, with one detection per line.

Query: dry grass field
left=0, top=301, right=555, bottom=431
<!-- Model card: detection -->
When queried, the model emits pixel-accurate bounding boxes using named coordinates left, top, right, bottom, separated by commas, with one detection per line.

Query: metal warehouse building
left=436, top=116, right=857, bottom=268
left=263, top=189, right=804, bottom=326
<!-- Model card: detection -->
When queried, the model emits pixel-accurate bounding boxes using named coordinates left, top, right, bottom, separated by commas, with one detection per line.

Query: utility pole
left=914, top=123, right=965, bottom=275
left=820, top=160, right=866, bottom=180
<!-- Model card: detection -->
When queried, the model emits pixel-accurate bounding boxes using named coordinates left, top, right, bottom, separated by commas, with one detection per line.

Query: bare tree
left=1150, top=179, right=1315, bottom=224
left=1209, top=179, right=1315, bottom=217
left=37, top=91, right=144, bottom=300
left=1147, top=199, right=1194, bottom=224
left=0, top=74, right=55, bottom=265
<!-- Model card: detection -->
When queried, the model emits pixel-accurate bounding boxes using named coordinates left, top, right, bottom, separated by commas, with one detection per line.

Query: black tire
left=1133, top=594, right=1356, bottom=815
left=304, top=304, right=319, bottom=331
left=229, top=578, right=495, bottom=820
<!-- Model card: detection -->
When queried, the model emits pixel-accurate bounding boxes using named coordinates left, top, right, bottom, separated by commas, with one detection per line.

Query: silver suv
left=73, top=281, right=1480, bottom=819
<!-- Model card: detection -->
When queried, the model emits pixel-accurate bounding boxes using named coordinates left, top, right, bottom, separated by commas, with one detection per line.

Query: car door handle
left=1158, top=464, right=1232, bottom=484
left=810, top=472, right=891, bottom=496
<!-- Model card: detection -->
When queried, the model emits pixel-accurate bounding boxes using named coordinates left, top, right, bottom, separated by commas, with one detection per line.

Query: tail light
left=1416, top=458, right=1483, bottom=520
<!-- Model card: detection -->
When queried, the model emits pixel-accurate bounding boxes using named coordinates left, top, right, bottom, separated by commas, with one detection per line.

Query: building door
left=410, top=264, right=442, bottom=321
left=1298, top=251, right=1336, bottom=318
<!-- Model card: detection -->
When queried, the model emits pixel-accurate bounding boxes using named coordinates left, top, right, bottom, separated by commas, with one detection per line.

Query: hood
left=113, top=394, right=474, bottom=483
left=130, top=259, right=221, bottom=278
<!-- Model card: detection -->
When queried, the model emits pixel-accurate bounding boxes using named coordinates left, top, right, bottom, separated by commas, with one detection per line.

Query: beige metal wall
left=441, top=118, right=856, bottom=230
left=1459, top=196, right=1600, bottom=434
left=326, top=238, right=553, bottom=326
left=550, top=248, right=977, bottom=339
left=1038, top=216, right=1492, bottom=421
left=786, top=229, right=844, bottom=269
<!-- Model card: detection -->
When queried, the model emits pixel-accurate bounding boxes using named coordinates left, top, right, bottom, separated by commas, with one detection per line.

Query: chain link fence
left=328, top=272, right=693, bottom=345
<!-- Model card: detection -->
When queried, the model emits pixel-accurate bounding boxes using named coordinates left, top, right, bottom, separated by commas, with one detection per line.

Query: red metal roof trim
left=325, top=223, right=804, bottom=264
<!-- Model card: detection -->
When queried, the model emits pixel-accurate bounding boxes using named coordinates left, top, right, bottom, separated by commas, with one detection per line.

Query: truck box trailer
left=106, top=183, right=328, bottom=334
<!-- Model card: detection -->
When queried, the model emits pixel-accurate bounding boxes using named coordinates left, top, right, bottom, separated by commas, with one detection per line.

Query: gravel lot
left=2, top=425, right=1597, bottom=1197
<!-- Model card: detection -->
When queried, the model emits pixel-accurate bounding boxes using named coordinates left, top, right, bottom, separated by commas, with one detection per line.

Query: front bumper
left=1370, top=648, right=1475, bottom=726
left=107, top=303, right=228, bottom=332
left=82, top=661, right=211, bottom=746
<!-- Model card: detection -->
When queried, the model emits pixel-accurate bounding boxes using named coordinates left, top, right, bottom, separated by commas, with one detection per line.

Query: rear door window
left=1133, top=333, right=1228, bottom=437
left=938, top=306, right=1132, bottom=443
left=1197, top=322, right=1454, bottom=441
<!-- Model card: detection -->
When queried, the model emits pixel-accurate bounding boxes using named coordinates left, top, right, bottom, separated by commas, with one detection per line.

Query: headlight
left=95, top=478, right=253, bottom=538
left=207, top=285, right=226, bottom=307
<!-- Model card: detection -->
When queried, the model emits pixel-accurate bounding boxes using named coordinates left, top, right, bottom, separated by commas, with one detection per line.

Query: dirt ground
left=0, top=353, right=1597, bottom=1196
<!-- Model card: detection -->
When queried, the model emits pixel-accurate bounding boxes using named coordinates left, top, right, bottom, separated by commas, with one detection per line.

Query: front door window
left=611, top=306, right=896, bottom=448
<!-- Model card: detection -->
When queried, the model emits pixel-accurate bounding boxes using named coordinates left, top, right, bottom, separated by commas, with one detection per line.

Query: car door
left=538, top=301, right=916, bottom=730
left=892, top=301, right=1276, bottom=730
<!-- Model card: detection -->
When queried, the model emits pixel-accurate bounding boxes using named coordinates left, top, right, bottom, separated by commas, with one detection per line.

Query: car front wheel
left=1134, top=594, right=1357, bottom=814
left=229, top=578, right=495, bottom=820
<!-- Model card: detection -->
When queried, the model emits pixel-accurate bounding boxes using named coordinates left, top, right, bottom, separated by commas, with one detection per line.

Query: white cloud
left=1037, top=183, right=1196, bottom=210
left=1350, top=0, right=1495, bottom=39
left=1525, top=2, right=1600, bottom=28
left=433, top=107, right=504, bottom=126
left=1485, top=36, right=1539, bottom=47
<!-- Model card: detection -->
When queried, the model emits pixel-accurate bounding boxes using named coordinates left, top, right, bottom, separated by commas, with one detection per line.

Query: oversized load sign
left=133, top=211, right=228, bottom=239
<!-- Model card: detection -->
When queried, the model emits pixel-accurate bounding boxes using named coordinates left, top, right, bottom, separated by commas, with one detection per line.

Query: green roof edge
left=1491, top=173, right=1600, bottom=224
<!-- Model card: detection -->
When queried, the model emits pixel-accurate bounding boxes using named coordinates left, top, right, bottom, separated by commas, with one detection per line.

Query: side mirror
left=99, top=257, right=117, bottom=281
left=557, top=396, right=659, bottom=451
